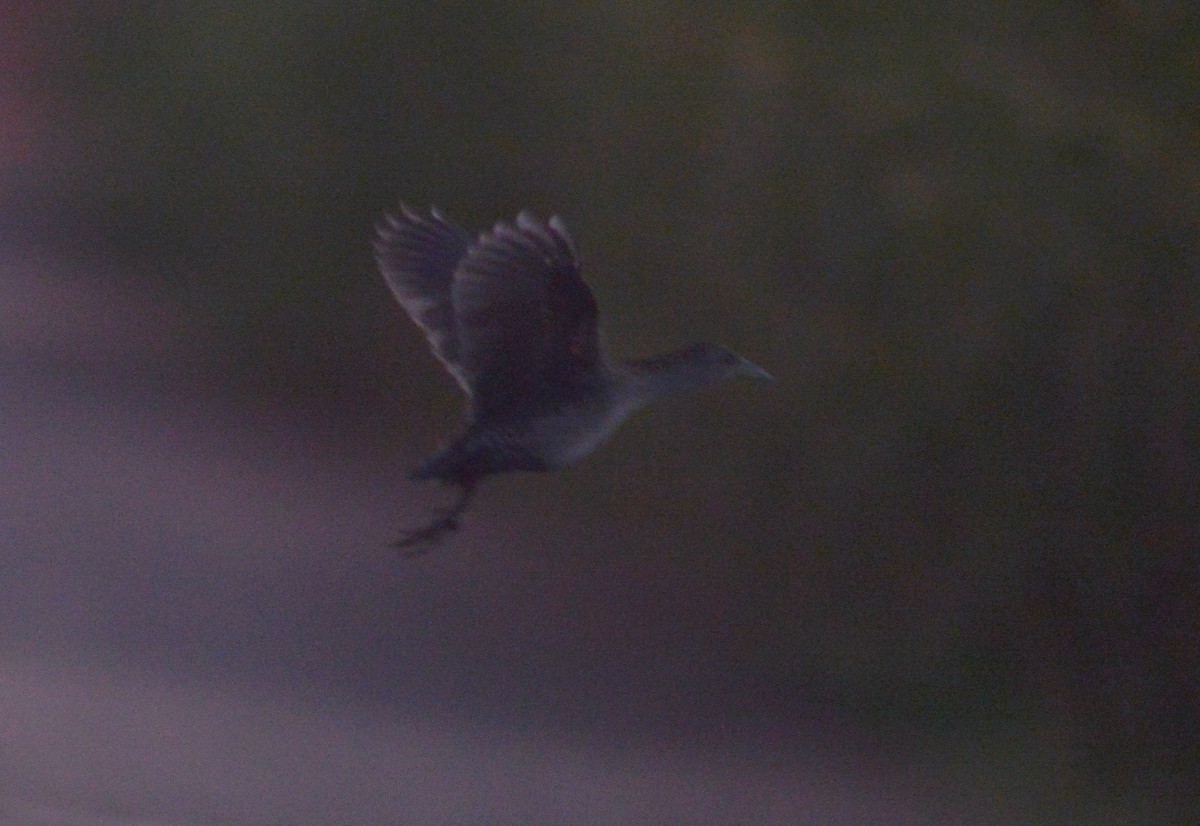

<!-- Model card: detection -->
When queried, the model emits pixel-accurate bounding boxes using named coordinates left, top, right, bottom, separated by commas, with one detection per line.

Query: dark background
left=2, top=2, right=1196, bottom=823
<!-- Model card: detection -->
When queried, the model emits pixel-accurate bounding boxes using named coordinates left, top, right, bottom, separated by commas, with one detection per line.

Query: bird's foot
left=392, top=478, right=477, bottom=557
left=392, top=511, right=462, bottom=556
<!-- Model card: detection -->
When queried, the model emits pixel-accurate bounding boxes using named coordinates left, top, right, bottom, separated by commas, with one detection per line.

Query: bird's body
left=412, top=383, right=631, bottom=481
left=374, top=206, right=771, bottom=552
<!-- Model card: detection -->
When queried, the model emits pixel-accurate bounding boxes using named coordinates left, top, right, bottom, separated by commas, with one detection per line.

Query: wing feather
left=453, top=213, right=601, bottom=417
left=374, top=205, right=473, bottom=393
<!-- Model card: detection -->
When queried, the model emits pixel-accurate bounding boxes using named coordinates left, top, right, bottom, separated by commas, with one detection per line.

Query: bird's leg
left=393, top=478, right=478, bottom=556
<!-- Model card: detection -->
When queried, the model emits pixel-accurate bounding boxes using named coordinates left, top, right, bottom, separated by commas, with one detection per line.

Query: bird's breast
left=523, top=396, right=641, bottom=469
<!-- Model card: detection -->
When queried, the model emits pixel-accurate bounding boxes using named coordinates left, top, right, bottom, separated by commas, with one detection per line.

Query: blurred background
left=2, top=2, right=1197, bottom=823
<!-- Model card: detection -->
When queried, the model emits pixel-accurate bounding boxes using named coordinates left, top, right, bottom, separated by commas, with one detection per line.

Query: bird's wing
left=374, top=205, right=474, bottom=394
left=453, top=212, right=601, bottom=418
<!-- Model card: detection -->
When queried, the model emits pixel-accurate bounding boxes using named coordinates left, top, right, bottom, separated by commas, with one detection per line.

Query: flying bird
left=374, top=206, right=772, bottom=553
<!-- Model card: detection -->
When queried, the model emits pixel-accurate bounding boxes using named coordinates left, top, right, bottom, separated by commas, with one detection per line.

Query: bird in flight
left=374, top=206, right=772, bottom=553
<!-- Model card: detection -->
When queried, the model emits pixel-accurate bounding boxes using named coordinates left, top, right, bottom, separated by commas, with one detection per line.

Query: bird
left=374, top=205, right=773, bottom=553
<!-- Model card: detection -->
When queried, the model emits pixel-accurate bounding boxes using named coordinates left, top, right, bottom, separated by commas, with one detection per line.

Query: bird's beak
left=737, top=357, right=775, bottom=382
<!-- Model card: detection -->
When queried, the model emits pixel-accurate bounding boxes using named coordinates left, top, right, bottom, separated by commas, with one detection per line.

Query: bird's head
left=677, top=342, right=775, bottom=383
left=623, top=343, right=773, bottom=407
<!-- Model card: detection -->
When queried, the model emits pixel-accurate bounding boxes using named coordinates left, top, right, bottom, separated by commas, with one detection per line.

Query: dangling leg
left=393, top=478, right=478, bottom=555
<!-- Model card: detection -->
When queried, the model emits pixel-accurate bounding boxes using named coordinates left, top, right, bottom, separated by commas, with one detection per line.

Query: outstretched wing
left=374, top=205, right=474, bottom=394
left=453, top=212, right=601, bottom=418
